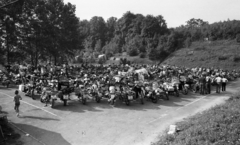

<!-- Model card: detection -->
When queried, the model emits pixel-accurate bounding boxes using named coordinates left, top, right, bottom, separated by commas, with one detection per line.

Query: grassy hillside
left=153, top=93, right=240, bottom=145
left=106, top=40, right=240, bottom=70
left=162, top=40, right=240, bottom=70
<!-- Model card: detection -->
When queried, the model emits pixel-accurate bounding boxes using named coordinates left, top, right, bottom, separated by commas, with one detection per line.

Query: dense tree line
left=1, top=0, right=240, bottom=65
left=78, top=13, right=240, bottom=63
left=0, top=0, right=80, bottom=66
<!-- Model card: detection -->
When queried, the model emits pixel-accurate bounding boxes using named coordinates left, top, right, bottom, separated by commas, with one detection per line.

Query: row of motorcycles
left=37, top=77, right=188, bottom=107
left=2, top=69, right=238, bottom=108
left=0, top=71, right=191, bottom=108
left=0, top=73, right=22, bottom=88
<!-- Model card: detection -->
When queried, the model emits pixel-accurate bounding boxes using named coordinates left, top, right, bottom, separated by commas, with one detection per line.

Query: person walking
left=13, top=90, right=22, bottom=117
left=222, top=76, right=228, bottom=91
left=215, top=75, right=222, bottom=93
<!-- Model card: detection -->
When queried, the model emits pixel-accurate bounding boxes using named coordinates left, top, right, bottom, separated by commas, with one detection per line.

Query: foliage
left=153, top=93, right=240, bottom=145
left=233, top=55, right=240, bottom=62
left=1, top=2, right=240, bottom=65
left=139, top=53, right=146, bottom=58
left=0, top=0, right=81, bottom=66
left=218, top=56, right=228, bottom=60
left=163, top=40, right=240, bottom=70
left=236, top=33, right=240, bottom=43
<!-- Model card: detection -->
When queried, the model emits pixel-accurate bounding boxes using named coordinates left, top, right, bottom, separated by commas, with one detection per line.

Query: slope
left=162, top=40, right=240, bottom=70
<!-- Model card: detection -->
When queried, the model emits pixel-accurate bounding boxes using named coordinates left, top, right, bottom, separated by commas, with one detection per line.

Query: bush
left=195, top=47, right=206, bottom=51
left=139, top=53, right=146, bottom=58
left=128, top=48, right=139, bottom=56
left=236, top=33, right=240, bottom=43
left=184, top=37, right=192, bottom=48
left=233, top=56, right=240, bottom=62
left=218, top=56, right=228, bottom=60
left=105, top=52, right=113, bottom=59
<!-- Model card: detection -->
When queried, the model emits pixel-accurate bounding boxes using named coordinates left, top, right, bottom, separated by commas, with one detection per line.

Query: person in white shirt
left=221, top=76, right=228, bottom=91
left=215, top=76, right=222, bottom=93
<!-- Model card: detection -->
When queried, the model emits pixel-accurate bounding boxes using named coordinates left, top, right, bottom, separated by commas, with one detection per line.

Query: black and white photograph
left=1, top=0, right=240, bottom=145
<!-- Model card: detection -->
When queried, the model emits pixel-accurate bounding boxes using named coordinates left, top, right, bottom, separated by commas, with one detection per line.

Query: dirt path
left=0, top=79, right=239, bottom=145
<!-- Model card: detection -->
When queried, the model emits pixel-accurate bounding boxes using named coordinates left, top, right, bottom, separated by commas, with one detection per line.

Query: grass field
left=152, top=92, right=240, bottom=145
left=162, top=40, right=240, bottom=70
left=106, top=40, right=240, bottom=70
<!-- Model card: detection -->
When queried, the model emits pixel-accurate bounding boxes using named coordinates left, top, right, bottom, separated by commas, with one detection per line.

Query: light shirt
left=222, top=78, right=228, bottom=83
left=206, top=76, right=211, bottom=82
left=215, top=77, right=222, bottom=83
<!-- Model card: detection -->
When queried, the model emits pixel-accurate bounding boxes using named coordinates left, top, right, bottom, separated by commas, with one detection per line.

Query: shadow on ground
left=19, top=115, right=60, bottom=121
left=15, top=123, right=71, bottom=145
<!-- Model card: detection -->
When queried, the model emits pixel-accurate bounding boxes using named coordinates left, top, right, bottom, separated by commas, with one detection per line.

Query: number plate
left=63, top=95, right=68, bottom=100
left=128, top=96, right=133, bottom=100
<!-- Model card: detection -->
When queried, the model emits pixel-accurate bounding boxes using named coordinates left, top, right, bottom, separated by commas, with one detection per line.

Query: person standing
left=206, top=75, right=211, bottom=94
left=215, top=75, right=222, bottom=93
left=222, top=76, right=228, bottom=91
left=13, top=90, right=22, bottom=117
left=199, top=75, right=206, bottom=95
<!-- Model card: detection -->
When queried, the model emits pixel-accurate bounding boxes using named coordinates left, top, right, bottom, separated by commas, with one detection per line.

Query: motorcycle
left=145, top=87, right=169, bottom=103
left=179, top=81, right=189, bottom=95
left=2, top=77, right=10, bottom=88
left=75, top=86, right=87, bottom=105
left=163, top=82, right=179, bottom=97
left=25, top=83, right=35, bottom=100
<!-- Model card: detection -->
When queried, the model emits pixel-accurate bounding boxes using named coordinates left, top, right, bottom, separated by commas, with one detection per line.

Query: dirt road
left=0, top=79, right=239, bottom=145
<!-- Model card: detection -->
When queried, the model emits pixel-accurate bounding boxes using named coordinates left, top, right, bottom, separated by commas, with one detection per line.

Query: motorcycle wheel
left=182, top=88, right=188, bottom=95
left=125, top=100, right=130, bottom=106
left=40, top=97, right=45, bottom=103
left=165, top=94, right=169, bottom=100
left=140, top=98, right=144, bottom=105
left=95, top=97, right=100, bottom=103
left=63, top=100, right=67, bottom=106
left=31, top=90, right=35, bottom=100
left=82, top=98, right=86, bottom=105
left=110, top=99, right=115, bottom=106
left=152, top=98, right=158, bottom=103
left=175, top=91, right=180, bottom=97
left=185, top=88, right=188, bottom=95
left=51, top=100, right=55, bottom=108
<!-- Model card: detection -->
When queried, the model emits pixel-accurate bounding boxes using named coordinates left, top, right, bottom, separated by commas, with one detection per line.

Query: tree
left=95, top=39, right=102, bottom=52
left=236, top=33, right=240, bottom=43
left=106, top=17, right=117, bottom=41
left=89, top=16, right=107, bottom=49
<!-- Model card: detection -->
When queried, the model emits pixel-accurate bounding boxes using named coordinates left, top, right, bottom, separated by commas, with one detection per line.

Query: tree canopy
left=1, top=1, right=240, bottom=65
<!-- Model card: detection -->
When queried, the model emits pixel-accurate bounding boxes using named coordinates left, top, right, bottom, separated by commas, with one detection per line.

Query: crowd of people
left=0, top=63, right=239, bottom=109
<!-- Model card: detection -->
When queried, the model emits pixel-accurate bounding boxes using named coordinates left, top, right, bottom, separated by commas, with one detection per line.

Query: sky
left=63, top=0, right=240, bottom=28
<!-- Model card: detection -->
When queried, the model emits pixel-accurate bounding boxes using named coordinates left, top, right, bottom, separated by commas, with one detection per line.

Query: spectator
left=215, top=75, right=222, bottom=93
left=206, top=75, right=211, bottom=94
left=222, top=76, right=228, bottom=91
left=199, top=75, right=206, bottom=95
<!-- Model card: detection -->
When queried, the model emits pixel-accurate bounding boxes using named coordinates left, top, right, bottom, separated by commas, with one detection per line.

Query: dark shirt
left=199, top=76, right=206, bottom=84
left=14, top=95, right=22, bottom=104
